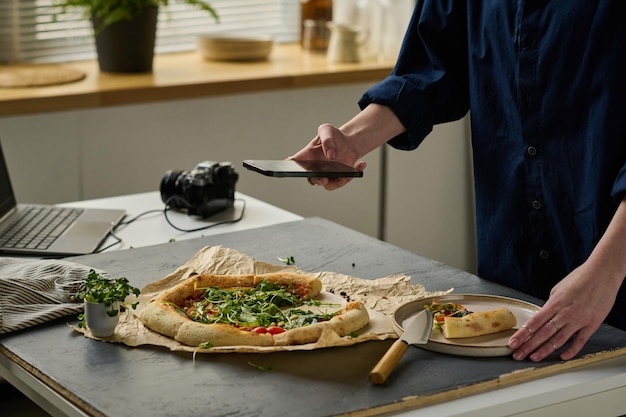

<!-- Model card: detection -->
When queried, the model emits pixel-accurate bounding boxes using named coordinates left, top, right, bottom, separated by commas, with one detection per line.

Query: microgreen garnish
left=277, top=256, right=295, bottom=265
left=192, top=342, right=215, bottom=364
left=248, top=361, right=272, bottom=372
left=176, top=279, right=339, bottom=331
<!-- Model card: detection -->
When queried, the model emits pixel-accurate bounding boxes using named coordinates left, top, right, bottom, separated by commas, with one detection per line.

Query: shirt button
left=539, top=250, right=550, bottom=260
left=527, top=146, right=537, bottom=156
left=532, top=200, right=542, bottom=209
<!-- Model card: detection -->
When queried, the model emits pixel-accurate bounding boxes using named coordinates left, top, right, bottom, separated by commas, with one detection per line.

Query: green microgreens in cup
left=76, top=269, right=141, bottom=328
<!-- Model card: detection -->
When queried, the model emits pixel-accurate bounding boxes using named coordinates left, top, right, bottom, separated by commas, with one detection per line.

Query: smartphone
left=242, top=160, right=363, bottom=178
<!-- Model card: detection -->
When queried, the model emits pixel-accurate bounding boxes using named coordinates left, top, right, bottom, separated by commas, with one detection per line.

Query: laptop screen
left=0, top=142, right=18, bottom=219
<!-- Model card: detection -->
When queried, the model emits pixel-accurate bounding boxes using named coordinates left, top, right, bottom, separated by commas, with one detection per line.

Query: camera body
left=160, top=161, right=238, bottom=218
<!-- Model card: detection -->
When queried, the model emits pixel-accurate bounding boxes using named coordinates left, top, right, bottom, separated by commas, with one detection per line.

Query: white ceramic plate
left=393, top=294, right=541, bottom=357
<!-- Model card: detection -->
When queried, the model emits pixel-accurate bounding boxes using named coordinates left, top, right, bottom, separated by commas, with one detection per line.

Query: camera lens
left=160, top=169, right=188, bottom=208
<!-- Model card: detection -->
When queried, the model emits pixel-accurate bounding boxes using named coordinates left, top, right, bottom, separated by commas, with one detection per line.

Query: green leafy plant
left=77, top=269, right=141, bottom=327
left=55, top=0, right=219, bottom=32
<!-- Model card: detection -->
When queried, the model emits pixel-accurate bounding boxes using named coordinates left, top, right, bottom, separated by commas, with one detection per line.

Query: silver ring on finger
left=551, top=342, right=558, bottom=351
left=522, top=325, right=533, bottom=341
left=549, top=319, right=560, bottom=331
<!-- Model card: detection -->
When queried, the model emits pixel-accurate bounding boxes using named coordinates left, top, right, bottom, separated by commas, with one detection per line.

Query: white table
left=410, top=354, right=626, bottom=416
left=58, top=191, right=303, bottom=252
left=2, top=192, right=626, bottom=417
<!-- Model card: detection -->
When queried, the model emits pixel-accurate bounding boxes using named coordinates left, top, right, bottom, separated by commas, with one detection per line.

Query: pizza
left=425, top=301, right=517, bottom=339
left=138, top=272, right=369, bottom=347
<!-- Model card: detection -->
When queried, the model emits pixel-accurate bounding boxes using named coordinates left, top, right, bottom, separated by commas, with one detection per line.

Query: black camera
left=160, top=161, right=238, bottom=218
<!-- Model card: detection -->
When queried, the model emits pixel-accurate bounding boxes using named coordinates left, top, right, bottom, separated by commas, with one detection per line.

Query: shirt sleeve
left=611, top=164, right=626, bottom=202
left=358, top=0, right=470, bottom=150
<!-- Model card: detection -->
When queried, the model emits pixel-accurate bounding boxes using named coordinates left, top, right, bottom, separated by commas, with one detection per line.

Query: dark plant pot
left=92, top=7, right=158, bottom=73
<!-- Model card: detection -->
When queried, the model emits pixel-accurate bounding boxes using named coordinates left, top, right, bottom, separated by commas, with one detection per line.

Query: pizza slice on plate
left=425, top=301, right=517, bottom=339
left=138, top=272, right=369, bottom=347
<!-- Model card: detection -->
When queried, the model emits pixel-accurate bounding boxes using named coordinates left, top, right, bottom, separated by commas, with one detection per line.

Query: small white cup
left=84, top=301, right=119, bottom=337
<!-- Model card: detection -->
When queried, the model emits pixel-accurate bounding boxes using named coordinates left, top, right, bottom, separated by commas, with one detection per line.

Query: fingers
left=354, top=160, right=367, bottom=171
left=287, top=129, right=336, bottom=160
left=526, top=318, right=568, bottom=362
left=290, top=134, right=327, bottom=162
left=294, top=125, right=338, bottom=161
left=509, top=314, right=587, bottom=362
left=298, top=123, right=365, bottom=190
left=559, top=330, right=591, bottom=361
left=509, top=317, right=562, bottom=361
left=306, top=160, right=366, bottom=190
left=307, top=176, right=352, bottom=190
left=317, top=123, right=339, bottom=160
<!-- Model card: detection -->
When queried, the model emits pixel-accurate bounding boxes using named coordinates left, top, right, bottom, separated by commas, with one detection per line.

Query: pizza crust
left=442, top=307, right=517, bottom=338
left=273, top=301, right=369, bottom=346
left=176, top=321, right=275, bottom=347
left=138, top=273, right=368, bottom=347
left=139, top=300, right=187, bottom=339
left=254, top=272, right=322, bottom=298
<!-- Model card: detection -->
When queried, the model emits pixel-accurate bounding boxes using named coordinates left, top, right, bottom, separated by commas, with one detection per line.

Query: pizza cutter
left=369, top=309, right=433, bottom=384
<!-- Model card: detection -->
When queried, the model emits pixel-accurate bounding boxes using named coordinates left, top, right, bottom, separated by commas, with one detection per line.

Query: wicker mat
left=0, top=64, right=86, bottom=88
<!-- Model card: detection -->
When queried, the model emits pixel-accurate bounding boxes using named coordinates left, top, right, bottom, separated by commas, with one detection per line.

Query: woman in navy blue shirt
left=293, top=1, right=626, bottom=362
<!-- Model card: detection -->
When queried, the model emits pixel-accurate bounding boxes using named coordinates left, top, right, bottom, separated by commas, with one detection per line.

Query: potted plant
left=55, top=0, right=219, bottom=72
left=77, top=269, right=141, bottom=337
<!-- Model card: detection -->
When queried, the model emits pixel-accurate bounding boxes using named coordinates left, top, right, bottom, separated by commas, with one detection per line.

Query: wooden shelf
left=0, top=43, right=394, bottom=117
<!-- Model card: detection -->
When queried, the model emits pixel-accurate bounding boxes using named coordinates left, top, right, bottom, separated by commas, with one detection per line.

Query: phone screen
left=242, top=160, right=363, bottom=178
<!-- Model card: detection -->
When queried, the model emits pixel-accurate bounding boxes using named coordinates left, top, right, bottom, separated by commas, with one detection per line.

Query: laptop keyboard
left=0, top=206, right=83, bottom=250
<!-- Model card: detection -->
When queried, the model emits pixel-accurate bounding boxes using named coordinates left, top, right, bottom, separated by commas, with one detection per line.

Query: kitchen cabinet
left=385, top=117, right=476, bottom=272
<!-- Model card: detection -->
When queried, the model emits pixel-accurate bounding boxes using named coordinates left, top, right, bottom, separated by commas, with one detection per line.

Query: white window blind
left=0, top=0, right=300, bottom=64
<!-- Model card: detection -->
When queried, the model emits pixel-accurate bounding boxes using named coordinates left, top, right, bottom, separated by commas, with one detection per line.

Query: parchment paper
left=74, top=246, right=451, bottom=352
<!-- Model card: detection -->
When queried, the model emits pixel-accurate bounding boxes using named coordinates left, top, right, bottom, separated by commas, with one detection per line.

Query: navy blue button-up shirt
left=359, top=1, right=626, bottom=330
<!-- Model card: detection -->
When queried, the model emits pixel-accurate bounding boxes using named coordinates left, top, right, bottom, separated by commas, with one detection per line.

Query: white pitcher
left=326, top=22, right=365, bottom=63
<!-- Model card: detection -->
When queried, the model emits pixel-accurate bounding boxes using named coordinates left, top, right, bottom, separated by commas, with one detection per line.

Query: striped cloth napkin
left=0, top=257, right=101, bottom=334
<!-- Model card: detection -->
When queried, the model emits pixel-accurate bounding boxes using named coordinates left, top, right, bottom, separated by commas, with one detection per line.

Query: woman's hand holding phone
left=290, top=124, right=367, bottom=191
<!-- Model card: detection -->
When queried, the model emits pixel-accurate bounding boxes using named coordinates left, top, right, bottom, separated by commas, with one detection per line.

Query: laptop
left=0, top=141, right=125, bottom=257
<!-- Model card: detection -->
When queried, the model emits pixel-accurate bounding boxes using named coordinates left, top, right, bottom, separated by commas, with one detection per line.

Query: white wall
left=0, top=83, right=476, bottom=272
left=0, top=83, right=381, bottom=238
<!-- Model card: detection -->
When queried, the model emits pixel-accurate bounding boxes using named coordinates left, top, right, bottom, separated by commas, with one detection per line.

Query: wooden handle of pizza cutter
left=369, top=339, right=409, bottom=384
